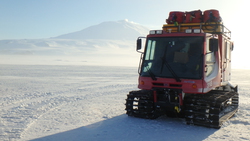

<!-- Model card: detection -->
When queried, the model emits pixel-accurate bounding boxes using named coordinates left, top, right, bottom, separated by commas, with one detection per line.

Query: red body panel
left=138, top=76, right=203, bottom=93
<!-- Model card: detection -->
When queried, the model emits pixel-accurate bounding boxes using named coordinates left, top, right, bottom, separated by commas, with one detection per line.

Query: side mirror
left=136, top=38, right=142, bottom=51
left=209, top=38, right=218, bottom=52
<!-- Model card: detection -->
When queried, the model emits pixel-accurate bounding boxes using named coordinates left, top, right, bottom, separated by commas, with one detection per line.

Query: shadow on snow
left=31, top=114, right=216, bottom=141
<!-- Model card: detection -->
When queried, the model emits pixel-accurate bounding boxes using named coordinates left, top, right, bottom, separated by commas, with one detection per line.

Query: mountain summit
left=55, top=20, right=149, bottom=40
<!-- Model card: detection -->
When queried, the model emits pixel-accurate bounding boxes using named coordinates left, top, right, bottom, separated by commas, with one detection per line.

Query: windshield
left=141, top=36, right=204, bottom=79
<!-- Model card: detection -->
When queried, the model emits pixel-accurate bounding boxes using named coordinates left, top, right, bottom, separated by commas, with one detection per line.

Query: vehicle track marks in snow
left=1, top=66, right=249, bottom=141
left=0, top=71, right=136, bottom=141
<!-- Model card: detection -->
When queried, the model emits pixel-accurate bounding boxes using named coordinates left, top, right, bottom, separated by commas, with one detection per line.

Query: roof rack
left=162, top=22, right=231, bottom=39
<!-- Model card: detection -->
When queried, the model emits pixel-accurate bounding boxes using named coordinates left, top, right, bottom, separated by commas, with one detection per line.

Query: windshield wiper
left=160, top=45, right=181, bottom=82
left=161, top=58, right=181, bottom=82
left=160, top=45, right=168, bottom=74
left=145, top=65, right=157, bottom=80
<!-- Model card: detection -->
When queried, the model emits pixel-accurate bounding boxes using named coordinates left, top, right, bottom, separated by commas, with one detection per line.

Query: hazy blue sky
left=0, top=0, right=247, bottom=40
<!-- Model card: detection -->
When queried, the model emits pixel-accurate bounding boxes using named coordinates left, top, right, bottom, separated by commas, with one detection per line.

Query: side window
left=145, top=40, right=155, bottom=61
left=143, top=40, right=156, bottom=72
left=206, top=38, right=216, bottom=76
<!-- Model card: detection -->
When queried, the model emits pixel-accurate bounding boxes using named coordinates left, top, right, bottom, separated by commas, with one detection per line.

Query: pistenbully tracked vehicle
left=125, top=9, right=238, bottom=128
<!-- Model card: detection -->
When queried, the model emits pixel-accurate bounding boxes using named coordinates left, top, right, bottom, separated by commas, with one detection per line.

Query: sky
left=0, top=0, right=247, bottom=40
left=0, top=0, right=249, bottom=68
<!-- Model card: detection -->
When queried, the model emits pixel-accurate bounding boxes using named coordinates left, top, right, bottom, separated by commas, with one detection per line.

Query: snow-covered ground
left=0, top=64, right=249, bottom=141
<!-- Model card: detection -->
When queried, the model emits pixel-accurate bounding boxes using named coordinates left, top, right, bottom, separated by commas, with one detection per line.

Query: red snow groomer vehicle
left=125, top=9, right=239, bottom=128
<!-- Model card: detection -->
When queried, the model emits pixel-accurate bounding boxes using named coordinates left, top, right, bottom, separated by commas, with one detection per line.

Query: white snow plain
left=0, top=64, right=249, bottom=141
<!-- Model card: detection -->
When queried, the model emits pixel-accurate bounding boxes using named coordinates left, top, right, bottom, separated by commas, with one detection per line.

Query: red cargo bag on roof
left=203, top=9, right=222, bottom=22
left=166, top=11, right=184, bottom=24
left=185, top=10, right=203, bottom=23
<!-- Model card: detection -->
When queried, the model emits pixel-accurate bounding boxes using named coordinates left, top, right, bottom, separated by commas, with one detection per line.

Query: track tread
left=184, top=90, right=239, bottom=128
left=125, top=90, right=160, bottom=119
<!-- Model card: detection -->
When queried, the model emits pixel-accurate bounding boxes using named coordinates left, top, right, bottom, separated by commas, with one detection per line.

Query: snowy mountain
left=0, top=20, right=149, bottom=55
left=0, top=20, right=149, bottom=66
left=54, top=19, right=149, bottom=40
